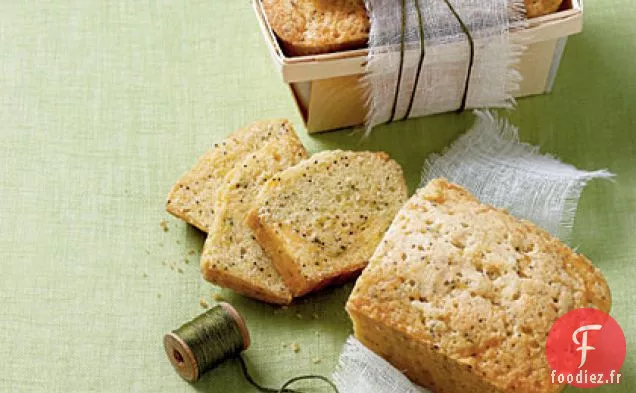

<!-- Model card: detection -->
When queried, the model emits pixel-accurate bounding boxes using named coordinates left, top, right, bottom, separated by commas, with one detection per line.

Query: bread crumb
left=160, top=220, right=169, bottom=232
left=291, top=343, right=300, bottom=353
left=199, top=298, right=209, bottom=309
left=312, top=357, right=322, bottom=364
left=296, top=313, right=303, bottom=319
left=275, top=305, right=288, bottom=314
left=184, top=259, right=190, bottom=265
left=212, top=293, right=224, bottom=301
left=188, top=249, right=196, bottom=256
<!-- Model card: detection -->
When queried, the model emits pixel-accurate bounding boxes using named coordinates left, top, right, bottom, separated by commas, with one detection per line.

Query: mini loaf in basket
left=262, top=0, right=370, bottom=56
left=347, top=178, right=611, bottom=393
left=263, top=0, right=564, bottom=56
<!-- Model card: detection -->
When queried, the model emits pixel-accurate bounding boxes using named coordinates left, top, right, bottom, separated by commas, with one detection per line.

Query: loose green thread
left=170, top=304, right=338, bottom=393
left=441, top=0, right=475, bottom=112
left=403, top=0, right=426, bottom=120
left=237, top=355, right=337, bottom=393
left=236, top=355, right=293, bottom=393
left=277, top=375, right=339, bottom=393
left=388, top=0, right=407, bottom=123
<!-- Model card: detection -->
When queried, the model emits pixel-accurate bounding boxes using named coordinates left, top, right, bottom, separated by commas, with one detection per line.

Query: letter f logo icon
left=572, top=324, right=602, bottom=368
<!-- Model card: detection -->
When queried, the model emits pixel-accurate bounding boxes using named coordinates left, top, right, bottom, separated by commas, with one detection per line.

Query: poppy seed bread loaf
left=347, top=178, right=611, bottom=393
left=247, top=150, right=408, bottom=296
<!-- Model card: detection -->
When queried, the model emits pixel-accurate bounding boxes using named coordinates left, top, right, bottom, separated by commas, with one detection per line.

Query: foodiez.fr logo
left=546, top=308, right=626, bottom=388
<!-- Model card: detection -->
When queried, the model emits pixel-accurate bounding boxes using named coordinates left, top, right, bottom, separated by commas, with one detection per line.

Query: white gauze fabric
left=364, top=0, right=526, bottom=131
left=333, top=112, right=614, bottom=393
left=422, top=110, right=614, bottom=242
left=333, top=337, right=428, bottom=393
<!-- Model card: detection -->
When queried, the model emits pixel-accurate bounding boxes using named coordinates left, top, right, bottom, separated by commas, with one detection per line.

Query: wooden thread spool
left=163, top=302, right=250, bottom=382
left=163, top=302, right=338, bottom=392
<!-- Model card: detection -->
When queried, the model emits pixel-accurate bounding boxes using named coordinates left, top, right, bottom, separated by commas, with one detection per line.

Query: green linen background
left=0, top=1, right=633, bottom=392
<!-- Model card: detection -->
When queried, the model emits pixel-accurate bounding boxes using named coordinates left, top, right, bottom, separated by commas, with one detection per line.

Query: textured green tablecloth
left=0, top=1, right=633, bottom=392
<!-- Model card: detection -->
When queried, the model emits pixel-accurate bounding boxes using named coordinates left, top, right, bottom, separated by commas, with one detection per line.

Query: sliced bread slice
left=201, top=136, right=308, bottom=304
left=247, top=150, right=408, bottom=297
left=346, top=178, right=611, bottom=393
left=166, top=119, right=301, bottom=232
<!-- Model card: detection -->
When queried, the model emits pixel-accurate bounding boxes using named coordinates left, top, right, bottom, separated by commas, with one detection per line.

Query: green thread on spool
left=403, top=0, right=426, bottom=121
left=174, top=303, right=245, bottom=375
left=164, top=303, right=338, bottom=393
left=441, top=0, right=475, bottom=112
left=388, top=0, right=407, bottom=123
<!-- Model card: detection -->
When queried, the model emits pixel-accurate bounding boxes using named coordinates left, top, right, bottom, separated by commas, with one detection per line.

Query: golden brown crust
left=525, top=0, right=564, bottom=18
left=348, top=308, right=512, bottom=393
left=262, top=0, right=370, bottom=56
left=201, top=263, right=292, bottom=304
left=246, top=210, right=309, bottom=295
left=347, top=178, right=611, bottom=393
left=166, top=201, right=207, bottom=232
